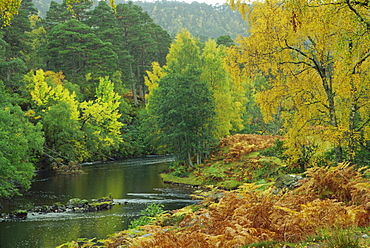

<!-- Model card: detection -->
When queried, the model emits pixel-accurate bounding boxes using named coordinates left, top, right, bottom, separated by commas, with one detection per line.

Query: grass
left=160, top=172, right=202, bottom=186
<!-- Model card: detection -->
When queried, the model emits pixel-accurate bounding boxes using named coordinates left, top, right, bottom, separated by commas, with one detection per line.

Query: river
left=0, top=155, right=196, bottom=248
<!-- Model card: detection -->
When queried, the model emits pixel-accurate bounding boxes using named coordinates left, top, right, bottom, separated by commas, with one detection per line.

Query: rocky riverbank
left=0, top=197, right=115, bottom=222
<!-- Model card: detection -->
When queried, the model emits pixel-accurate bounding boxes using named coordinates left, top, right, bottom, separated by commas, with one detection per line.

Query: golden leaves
left=230, top=0, right=370, bottom=163
left=219, top=134, right=283, bottom=161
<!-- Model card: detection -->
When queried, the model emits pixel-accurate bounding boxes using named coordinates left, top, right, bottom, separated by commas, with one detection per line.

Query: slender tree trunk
left=188, top=151, right=194, bottom=167
left=321, top=67, right=343, bottom=163
left=129, top=63, right=138, bottom=106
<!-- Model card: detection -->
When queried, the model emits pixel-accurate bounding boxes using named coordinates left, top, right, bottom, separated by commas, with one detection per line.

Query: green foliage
left=148, top=30, right=217, bottom=166
left=115, top=2, right=171, bottom=105
left=201, top=39, right=235, bottom=138
left=150, top=70, right=215, bottom=166
left=0, top=0, right=33, bottom=90
left=43, top=102, right=86, bottom=162
left=80, top=76, right=124, bottom=160
left=129, top=203, right=166, bottom=229
left=25, top=69, right=126, bottom=165
left=0, top=93, right=44, bottom=198
left=169, top=163, right=189, bottom=178
left=43, top=1, right=71, bottom=31
left=216, top=35, right=235, bottom=47
left=55, top=241, right=79, bottom=248
left=260, top=139, right=286, bottom=158
left=46, top=19, right=118, bottom=83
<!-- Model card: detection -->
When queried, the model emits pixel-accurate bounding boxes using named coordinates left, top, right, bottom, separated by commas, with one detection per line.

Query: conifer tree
left=46, top=19, right=118, bottom=83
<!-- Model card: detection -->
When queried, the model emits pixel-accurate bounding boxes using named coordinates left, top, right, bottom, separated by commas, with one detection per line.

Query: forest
left=1, top=0, right=370, bottom=246
left=0, top=0, right=370, bottom=198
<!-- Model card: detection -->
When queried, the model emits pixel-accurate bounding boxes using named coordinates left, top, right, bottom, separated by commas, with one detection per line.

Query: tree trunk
left=129, top=63, right=138, bottom=106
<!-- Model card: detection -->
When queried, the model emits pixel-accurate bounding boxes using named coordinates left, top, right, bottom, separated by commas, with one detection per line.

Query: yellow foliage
left=0, top=0, right=21, bottom=27
left=228, top=0, right=370, bottom=163
left=219, top=134, right=283, bottom=161
left=144, top=62, right=166, bottom=109
left=26, top=69, right=80, bottom=120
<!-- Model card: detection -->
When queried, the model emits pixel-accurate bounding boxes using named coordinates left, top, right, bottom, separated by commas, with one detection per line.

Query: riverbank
left=161, top=134, right=286, bottom=189
left=0, top=156, right=194, bottom=248
left=64, top=134, right=370, bottom=248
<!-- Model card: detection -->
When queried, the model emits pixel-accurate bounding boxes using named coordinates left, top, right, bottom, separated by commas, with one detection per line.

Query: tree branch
left=346, top=0, right=370, bottom=30
left=352, top=49, right=370, bottom=73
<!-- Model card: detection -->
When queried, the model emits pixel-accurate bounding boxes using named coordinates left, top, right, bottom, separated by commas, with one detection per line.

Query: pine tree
left=46, top=19, right=118, bottom=83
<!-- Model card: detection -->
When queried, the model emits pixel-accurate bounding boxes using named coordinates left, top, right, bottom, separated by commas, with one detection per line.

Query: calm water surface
left=0, top=156, right=196, bottom=248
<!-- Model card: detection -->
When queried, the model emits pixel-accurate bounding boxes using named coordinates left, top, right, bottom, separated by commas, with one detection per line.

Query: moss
left=160, top=173, right=202, bottom=186
left=90, top=201, right=112, bottom=207
left=12, top=210, right=27, bottom=214
left=217, top=179, right=242, bottom=189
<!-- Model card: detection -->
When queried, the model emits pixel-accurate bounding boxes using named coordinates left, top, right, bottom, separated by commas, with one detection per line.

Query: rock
left=67, top=198, right=89, bottom=208
left=274, top=174, right=304, bottom=191
left=8, top=210, right=28, bottom=220
left=1, top=196, right=115, bottom=221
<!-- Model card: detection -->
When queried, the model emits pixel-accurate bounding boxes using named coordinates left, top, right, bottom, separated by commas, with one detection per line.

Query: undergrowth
left=58, top=134, right=370, bottom=248
left=161, top=134, right=286, bottom=189
left=103, top=163, right=370, bottom=248
left=128, top=203, right=166, bottom=229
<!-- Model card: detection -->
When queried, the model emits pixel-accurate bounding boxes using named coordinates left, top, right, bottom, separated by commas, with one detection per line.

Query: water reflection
left=0, top=156, right=196, bottom=248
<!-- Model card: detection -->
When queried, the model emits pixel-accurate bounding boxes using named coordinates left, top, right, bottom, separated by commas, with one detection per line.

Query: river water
left=0, top=155, right=196, bottom=248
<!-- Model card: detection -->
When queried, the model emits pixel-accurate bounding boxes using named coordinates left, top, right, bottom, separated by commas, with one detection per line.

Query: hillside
left=130, top=1, right=249, bottom=39
left=34, top=0, right=249, bottom=40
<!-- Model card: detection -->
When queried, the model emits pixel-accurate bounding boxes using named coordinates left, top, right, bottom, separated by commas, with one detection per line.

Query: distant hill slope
left=34, top=0, right=249, bottom=40
left=127, top=1, right=249, bottom=40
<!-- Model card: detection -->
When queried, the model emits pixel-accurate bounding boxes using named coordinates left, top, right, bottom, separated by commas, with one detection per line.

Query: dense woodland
left=1, top=0, right=370, bottom=207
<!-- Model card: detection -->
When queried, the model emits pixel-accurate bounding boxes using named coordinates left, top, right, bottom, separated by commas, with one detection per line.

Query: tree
left=115, top=2, right=171, bottom=105
left=25, top=69, right=86, bottom=163
left=46, top=19, right=118, bottom=84
left=85, top=1, right=130, bottom=86
left=65, top=0, right=93, bottom=21
left=43, top=1, right=72, bottom=31
left=0, top=34, right=27, bottom=91
left=0, top=86, right=44, bottom=198
left=200, top=39, right=234, bottom=138
left=148, top=31, right=215, bottom=166
left=228, top=0, right=370, bottom=167
left=25, top=15, right=48, bottom=70
left=135, top=0, right=249, bottom=39
left=0, top=0, right=35, bottom=91
left=216, top=35, right=235, bottom=47
left=26, top=69, right=126, bottom=162
left=150, top=71, right=215, bottom=166
left=80, top=77, right=124, bottom=160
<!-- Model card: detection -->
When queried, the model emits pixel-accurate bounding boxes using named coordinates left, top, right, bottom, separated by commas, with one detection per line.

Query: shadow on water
left=0, top=155, right=197, bottom=248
